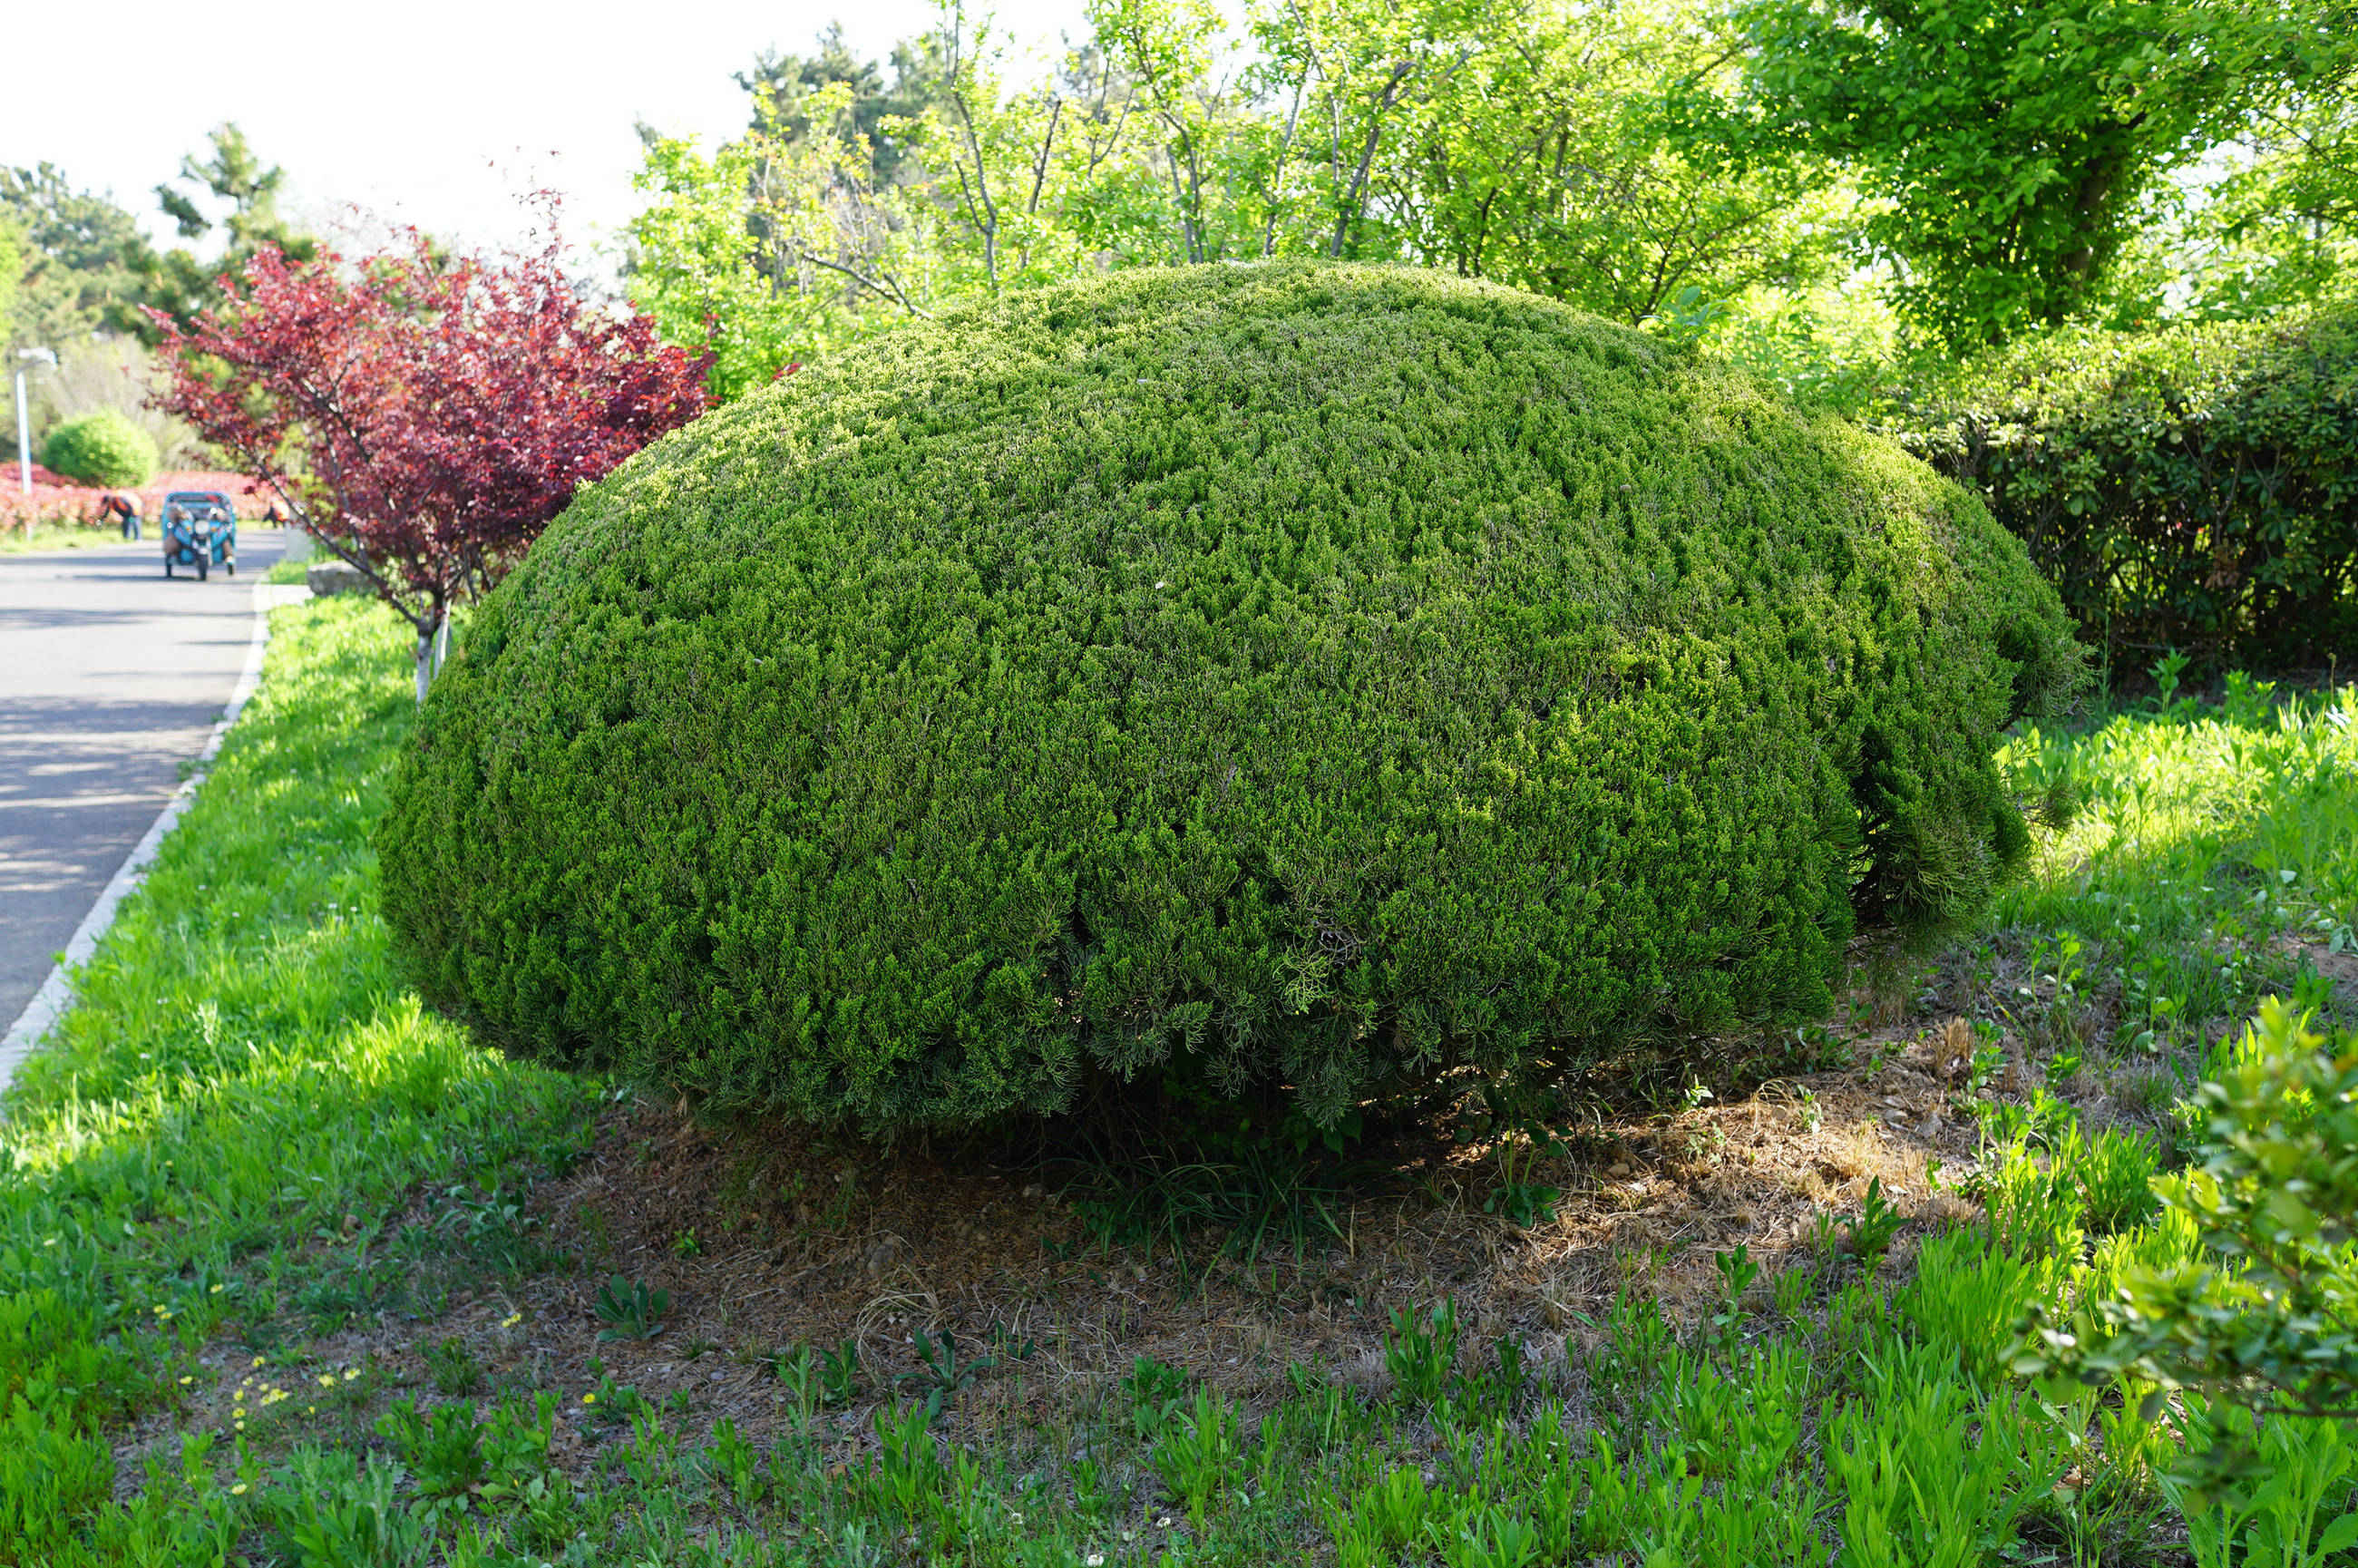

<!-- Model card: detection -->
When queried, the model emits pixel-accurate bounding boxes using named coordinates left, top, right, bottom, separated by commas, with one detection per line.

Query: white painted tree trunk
left=414, top=613, right=452, bottom=705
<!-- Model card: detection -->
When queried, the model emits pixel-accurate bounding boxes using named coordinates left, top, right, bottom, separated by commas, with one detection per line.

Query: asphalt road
left=0, top=529, right=290, bottom=1030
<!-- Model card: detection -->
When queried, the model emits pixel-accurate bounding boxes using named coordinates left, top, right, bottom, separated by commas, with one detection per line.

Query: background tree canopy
left=2, top=122, right=316, bottom=464
left=622, top=0, right=1854, bottom=393
left=623, top=0, right=2358, bottom=393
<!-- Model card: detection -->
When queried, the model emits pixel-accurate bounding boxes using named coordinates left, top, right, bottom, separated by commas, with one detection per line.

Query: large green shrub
left=37, top=407, right=156, bottom=488
left=379, top=264, right=2079, bottom=1130
left=1902, top=303, right=2358, bottom=672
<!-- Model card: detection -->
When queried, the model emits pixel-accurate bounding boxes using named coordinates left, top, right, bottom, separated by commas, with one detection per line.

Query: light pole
left=15, top=348, right=57, bottom=495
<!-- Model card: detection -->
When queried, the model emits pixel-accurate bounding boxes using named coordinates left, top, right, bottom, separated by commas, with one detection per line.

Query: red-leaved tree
left=154, top=223, right=711, bottom=698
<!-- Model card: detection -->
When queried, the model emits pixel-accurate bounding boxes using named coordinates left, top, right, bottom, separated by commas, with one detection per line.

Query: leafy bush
left=1902, top=303, right=2358, bottom=672
left=2020, top=998, right=2358, bottom=1418
left=380, top=263, right=2079, bottom=1130
left=37, top=407, right=157, bottom=488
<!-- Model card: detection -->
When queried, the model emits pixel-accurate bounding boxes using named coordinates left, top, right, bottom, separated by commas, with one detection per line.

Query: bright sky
left=3, top=0, right=1092, bottom=264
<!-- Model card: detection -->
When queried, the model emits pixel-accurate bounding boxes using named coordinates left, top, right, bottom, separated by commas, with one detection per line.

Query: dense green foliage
left=626, top=0, right=1841, bottom=394
left=381, top=263, right=2077, bottom=1130
left=7, top=593, right=2353, bottom=1562
left=1731, top=0, right=2343, bottom=346
left=2021, top=999, right=2358, bottom=1421
left=37, top=407, right=156, bottom=487
left=1903, top=301, right=2358, bottom=670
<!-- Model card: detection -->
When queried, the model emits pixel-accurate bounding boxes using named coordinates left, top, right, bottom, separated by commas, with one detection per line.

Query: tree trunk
left=414, top=611, right=451, bottom=705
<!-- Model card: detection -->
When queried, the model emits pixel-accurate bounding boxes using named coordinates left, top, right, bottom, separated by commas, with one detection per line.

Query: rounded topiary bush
left=39, top=408, right=157, bottom=488
left=380, top=263, right=2080, bottom=1129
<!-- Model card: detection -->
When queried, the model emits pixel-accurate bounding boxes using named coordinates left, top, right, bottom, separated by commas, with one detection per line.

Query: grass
left=1, top=518, right=138, bottom=552
left=0, top=599, right=601, bottom=1564
left=2, top=604, right=2353, bottom=1565
left=0, top=520, right=304, bottom=559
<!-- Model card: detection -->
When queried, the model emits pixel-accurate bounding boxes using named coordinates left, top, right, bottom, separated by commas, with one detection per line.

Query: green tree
left=2178, top=61, right=2358, bottom=317
left=1734, top=0, right=2337, bottom=346
left=735, top=22, right=946, bottom=183
left=0, top=164, right=143, bottom=349
left=125, top=123, right=317, bottom=338
left=1358, top=0, right=1845, bottom=324
left=625, top=0, right=1853, bottom=376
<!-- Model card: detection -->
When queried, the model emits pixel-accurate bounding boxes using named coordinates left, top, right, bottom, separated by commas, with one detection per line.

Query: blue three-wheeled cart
left=161, top=492, right=238, bottom=580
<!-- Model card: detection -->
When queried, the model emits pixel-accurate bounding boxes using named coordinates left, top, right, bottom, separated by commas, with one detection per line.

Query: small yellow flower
left=209, top=1283, right=224, bottom=1294
left=318, top=1375, right=335, bottom=1388
left=179, top=1376, right=193, bottom=1386
left=581, top=1392, right=596, bottom=1405
left=343, top=1368, right=359, bottom=1381
left=251, top=1357, right=264, bottom=1368
left=307, top=1405, right=317, bottom=1415
left=233, top=1419, right=246, bottom=1430
left=233, top=1407, right=246, bottom=1418
left=230, top=1483, right=248, bottom=1496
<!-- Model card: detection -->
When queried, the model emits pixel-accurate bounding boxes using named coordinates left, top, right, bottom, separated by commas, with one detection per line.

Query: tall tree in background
left=128, top=123, right=318, bottom=337
left=736, top=23, right=946, bottom=183
left=155, top=227, right=711, bottom=699
left=1357, top=0, right=1843, bottom=323
left=0, top=164, right=144, bottom=348
left=2180, top=41, right=2358, bottom=316
left=1733, top=0, right=2342, bottom=346
left=627, top=0, right=1844, bottom=391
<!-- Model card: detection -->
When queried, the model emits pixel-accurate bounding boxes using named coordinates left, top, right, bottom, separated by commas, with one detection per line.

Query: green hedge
left=1901, top=303, right=2358, bottom=672
left=38, top=408, right=156, bottom=488
left=378, top=264, right=2079, bottom=1130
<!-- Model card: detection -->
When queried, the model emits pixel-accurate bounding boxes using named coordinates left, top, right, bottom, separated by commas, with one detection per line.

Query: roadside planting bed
left=2, top=594, right=2353, bottom=1566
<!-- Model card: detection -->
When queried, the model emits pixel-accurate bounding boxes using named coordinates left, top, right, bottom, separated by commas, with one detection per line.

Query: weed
left=869, top=1402, right=942, bottom=1522
left=376, top=1397, right=487, bottom=1499
left=592, top=1275, right=668, bottom=1341
left=1067, top=1135, right=1358, bottom=1277
left=2075, top=1127, right=2161, bottom=1234
left=1384, top=1299, right=1460, bottom=1407
left=1845, top=1178, right=1905, bottom=1265
left=1151, top=1386, right=1242, bottom=1528
left=818, top=1338, right=863, bottom=1407
left=1788, top=1023, right=1853, bottom=1073
left=897, top=1327, right=994, bottom=1425
left=1125, top=1355, right=1192, bottom=1443
left=1771, top=1258, right=1821, bottom=1318
left=1710, top=1243, right=1761, bottom=1344
left=424, top=1336, right=483, bottom=1397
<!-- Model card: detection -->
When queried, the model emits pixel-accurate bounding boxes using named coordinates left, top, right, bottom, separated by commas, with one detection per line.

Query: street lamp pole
left=15, top=348, right=58, bottom=495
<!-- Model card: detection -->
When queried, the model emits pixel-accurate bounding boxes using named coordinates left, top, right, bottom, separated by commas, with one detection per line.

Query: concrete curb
left=0, top=581, right=312, bottom=1105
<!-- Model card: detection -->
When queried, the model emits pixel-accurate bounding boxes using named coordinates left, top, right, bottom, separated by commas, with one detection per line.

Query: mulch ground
left=148, top=930, right=2344, bottom=1475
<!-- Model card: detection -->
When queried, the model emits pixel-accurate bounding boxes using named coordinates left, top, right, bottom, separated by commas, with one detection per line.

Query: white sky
left=2, top=0, right=1093, bottom=265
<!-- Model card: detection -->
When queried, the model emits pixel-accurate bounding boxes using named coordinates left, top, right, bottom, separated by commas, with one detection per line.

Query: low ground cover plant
left=1, top=595, right=2354, bottom=1562
left=381, top=262, right=2080, bottom=1136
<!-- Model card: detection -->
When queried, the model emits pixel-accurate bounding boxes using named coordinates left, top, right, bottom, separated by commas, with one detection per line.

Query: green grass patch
left=0, top=598, right=600, bottom=1563
left=0, top=520, right=132, bottom=553
left=1973, top=673, right=2356, bottom=1086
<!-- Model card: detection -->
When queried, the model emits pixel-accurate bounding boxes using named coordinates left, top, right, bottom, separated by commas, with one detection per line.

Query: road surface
left=0, top=530, right=291, bottom=1030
